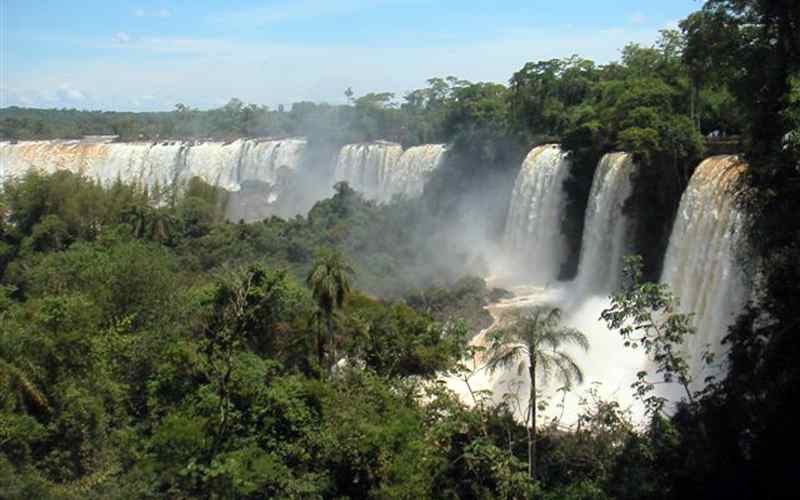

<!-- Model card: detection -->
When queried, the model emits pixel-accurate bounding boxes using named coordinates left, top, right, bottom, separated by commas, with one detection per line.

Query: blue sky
left=1, top=0, right=703, bottom=111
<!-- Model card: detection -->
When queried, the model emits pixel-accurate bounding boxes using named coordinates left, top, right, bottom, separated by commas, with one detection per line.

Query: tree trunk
left=528, top=353, right=537, bottom=480
left=690, top=79, right=700, bottom=132
left=690, top=80, right=696, bottom=130
left=317, top=316, right=327, bottom=378
left=326, top=314, right=334, bottom=374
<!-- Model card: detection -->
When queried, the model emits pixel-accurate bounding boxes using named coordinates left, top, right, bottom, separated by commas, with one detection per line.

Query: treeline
left=0, top=84, right=461, bottom=147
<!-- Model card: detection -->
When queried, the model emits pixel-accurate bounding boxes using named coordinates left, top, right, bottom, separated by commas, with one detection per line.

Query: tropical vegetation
left=1, top=0, right=799, bottom=498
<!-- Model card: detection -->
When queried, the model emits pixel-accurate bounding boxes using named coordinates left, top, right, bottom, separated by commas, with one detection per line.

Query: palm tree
left=306, top=250, right=353, bottom=375
left=147, top=207, right=175, bottom=243
left=121, top=205, right=149, bottom=239
left=486, top=306, right=589, bottom=480
left=121, top=205, right=175, bottom=244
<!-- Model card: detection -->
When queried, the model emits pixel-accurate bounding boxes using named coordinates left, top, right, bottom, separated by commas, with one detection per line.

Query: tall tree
left=306, top=250, right=353, bottom=374
left=486, top=307, right=588, bottom=480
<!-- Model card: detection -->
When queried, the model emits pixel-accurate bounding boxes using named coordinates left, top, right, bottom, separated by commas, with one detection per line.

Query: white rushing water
left=660, top=155, right=749, bottom=388
left=444, top=284, right=648, bottom=427
left=0, top=138, right=307, bottom=220
left=333, top=142, right=446, bottom=202
left=447, top=152, right=752, bottom=425
left=333, top=141, right=404, bottom=201
left=238, top=139, right=307, bottom=200
left=503, top=144, right=572, bottom=284
left=445, top=150, right=648, bottom=426
left=388, top=144, right=447, bottom=200
left=1, top=138, right=446, bottom=217
left=571, top=152, right=635, bottom=295
left=181, top=140, right=246, bottom=191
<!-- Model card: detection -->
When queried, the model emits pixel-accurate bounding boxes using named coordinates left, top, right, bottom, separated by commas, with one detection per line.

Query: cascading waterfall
left=0, top=138, right=307, bottom=219
left=333, top=141, right=403, bottom=201
left=660, top=155, right=749, bottom=387
left=238, top=139, right=306, bottom=202
left=180, top=140, right=247, bottom=191
left=227, top=138, right=308, bottom=220
left=2, top=137, right=446, bottom=217
left=445, top=150, right=654, bottom=425
left=1, top=139, right=115, bottom=183
left=387, top=144, right=447, bottom=199
left=571, top=152, right=635, bottom=295
left=503, top=144, right=571, bottom=283
left=439, top=145, right=752, bottom=423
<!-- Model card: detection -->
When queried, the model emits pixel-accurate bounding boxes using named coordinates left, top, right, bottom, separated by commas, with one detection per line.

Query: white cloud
left=133, top=7, right=172, bottom=18
left=0, top=86, right=33, bottom=107
left=7, top=23, right=665, bottom=111
left=101, top=36, right=238, bottom=55
left=56, top=83, right=87, bottom=101
left=630, top=12, right=646, bottom=25
left=112, top=32, right=132, bottom=44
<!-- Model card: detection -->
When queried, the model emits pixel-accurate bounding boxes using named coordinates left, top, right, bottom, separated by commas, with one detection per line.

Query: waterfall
left=572, top=153, right=635, bottom=295
left=660, top=155, right=749, bottom=386
left=1, top=140, right=117, bottom=183
left=504, top=144, right=571, bottom=284
left=457, top=148, right=645, bottom=424
left=0, top=138, right=307, bottom=219
left=333, top=141, right=403, bottom=201
left=388, top=144, right=447, bottom=199
left=102, top=142, right=185, bottom=190
left=228, top=139, right=308, bottom=220
left=180, top=140, right=246, bottom=191
left=238, top=139, right=306, bottom=201
left=2, top=138, right=444, bottom=217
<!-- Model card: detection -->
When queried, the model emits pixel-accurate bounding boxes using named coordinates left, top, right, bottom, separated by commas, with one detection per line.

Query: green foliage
left=509, top=56, right=598, bottom=142
left=1, top=170, right=506, bottom=497
left=306, top=249, right=353, bottom=374
left=601, top=256, right=697, bottom=414
left=1, top=169, right=684, bottom=499
left=2, top=170, right=120, bottom=241
left=1, top=2, right=799, bottom=497
left=404, top=275, right=509, bottom=334
left=342, top=293, right=468, bottom=378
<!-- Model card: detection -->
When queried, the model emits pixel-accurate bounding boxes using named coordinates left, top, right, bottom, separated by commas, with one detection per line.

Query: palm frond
left=490, top=306, right=591, bottom=390
left=541, top=326, right=589, bottom=352
left=536, top=352, right=555, bottom=386
left=486, top=343, right=525, bottom=373
left=0, top=359, right=49, bottom=412
left=550, top=350, right=585, bottom=387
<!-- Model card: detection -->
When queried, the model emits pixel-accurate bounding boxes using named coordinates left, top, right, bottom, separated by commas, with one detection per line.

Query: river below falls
left=442, top=280, right=649, bottom=428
